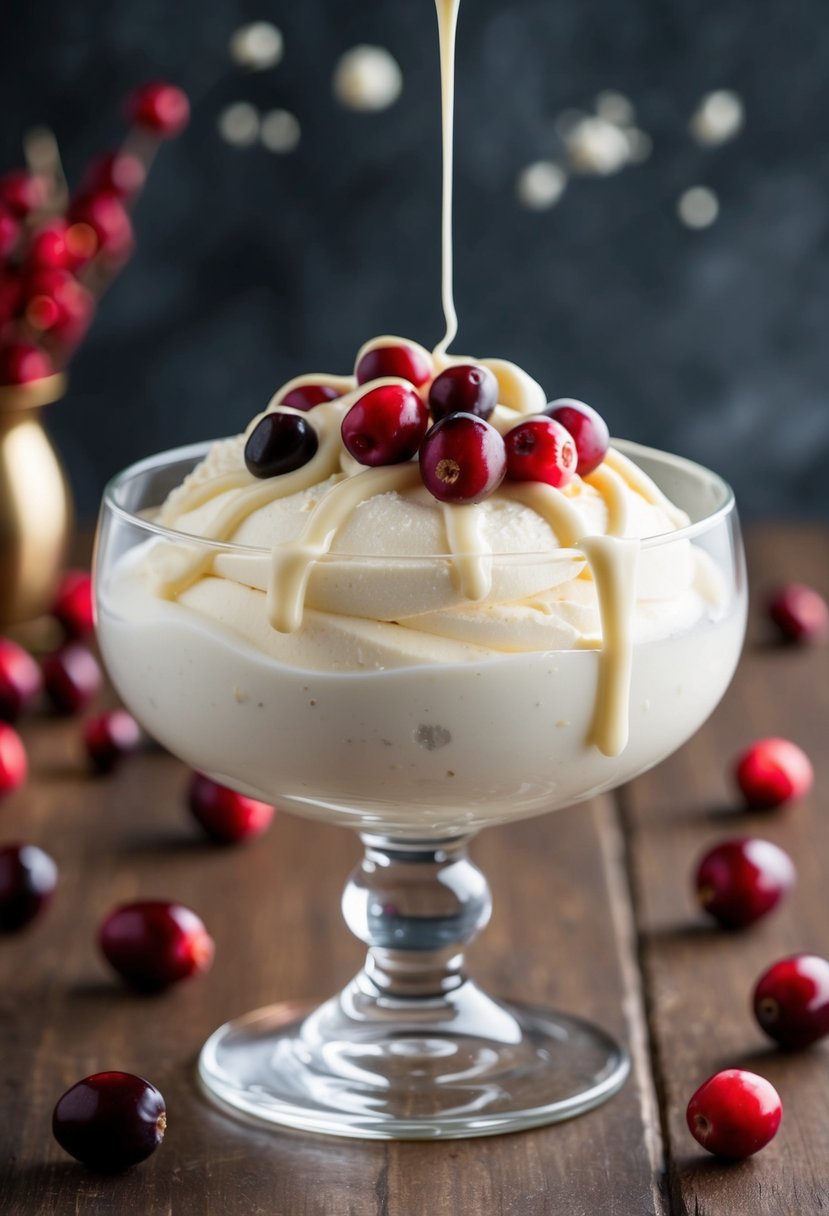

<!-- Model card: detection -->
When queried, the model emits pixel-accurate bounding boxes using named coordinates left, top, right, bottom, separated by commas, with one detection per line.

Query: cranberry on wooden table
left=42, top=643, right=101, bottom=715
left=187, top=772, right=275, bottom=844
left=0, top=843, right=57, bottom=930
left=99, top=900, right=214, bottom=992
left=84, top=710, right=142, bottom=774
left=0, top=638, right=42, bottom=722
left=0, top=722, right=27, bottom=796
left=768, top=583, right=829, bottom=645
left=694, top=837, right=795, bottom=929
left=53, top=1072, right=166, bottom=1172
left=753, top=954, right=829, bottom=1049
left=734, top=737, right=813, bottom=809
left=686, top=1069, right=782, bottom=1158
left=52, top=569, right=94, bottom=639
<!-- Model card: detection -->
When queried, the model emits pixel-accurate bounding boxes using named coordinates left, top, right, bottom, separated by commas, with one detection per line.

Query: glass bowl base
left=198, top=979, right=630, bottom=1140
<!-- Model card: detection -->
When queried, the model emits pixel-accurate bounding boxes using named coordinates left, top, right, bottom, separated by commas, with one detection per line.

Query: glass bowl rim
left=101, top=437, right=736, bottom=559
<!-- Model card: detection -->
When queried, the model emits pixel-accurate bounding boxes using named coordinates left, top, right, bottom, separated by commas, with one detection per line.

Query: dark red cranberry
left=126, top=82, right=190, bottom=138
left=99, top=900, right=214, bottom=991
left=0, top=843, right=56, bottom=930
left=0, top=722, right=27, bottom=796
left=341, top=383, right=428, bottom=466
left=245, top=412, right=319, bottom=478
left=52, top=569, right=95, bottom=638
left=42, top=643, right=102, bottom=715
left=0, top=637, right=42, bottom=721
left=0, top=170, right=47, bottom=218
left=428, top=363, right=498, bottom=422
left=0, top=205, right=19, bottom=257
left=187, top=772, right=275, bottom=844
left=53, top=1072, right=166, bottom=1172
left=768, top=583, right=829, bottom=645
left=279, top=383, right=341, bottom=411
left=83, top=151, right=147, bottom=200
left=419, top=413, right=507, bottom=504
left=753, top=954, right=829, bottom=1049
left=68, top=193, right=134, bottom=262
left=28, top=221, right=70, bottom=271
left=84, top=710, right=142, bottom=774
left=355, top=339, right=434, bottom=390
left=505, top=416, right=577, bottom=488
left=686, top=1069, right=781, bottom=1158
left=694, top=837, right=795, bottom=929
left=544, top=398, right=609, bottom=477
left=0, top=342, right=54, bottom=386
left=735, top=737, right=813, bottom=809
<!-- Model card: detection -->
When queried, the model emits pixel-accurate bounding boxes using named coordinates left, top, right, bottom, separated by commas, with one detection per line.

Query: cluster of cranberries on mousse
left=243, top=336, right=609, bottom=506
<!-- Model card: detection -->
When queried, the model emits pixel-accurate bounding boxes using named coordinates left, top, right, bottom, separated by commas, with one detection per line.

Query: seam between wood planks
left=608, top=785, right=675, bottom=1216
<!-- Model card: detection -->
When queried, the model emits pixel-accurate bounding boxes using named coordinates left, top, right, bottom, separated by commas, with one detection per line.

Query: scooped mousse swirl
left=137, top=335, right=722, bottom=760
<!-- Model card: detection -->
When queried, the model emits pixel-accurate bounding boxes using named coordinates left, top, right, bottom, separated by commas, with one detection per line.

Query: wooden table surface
left=2, top=524, right=828, bottom=1215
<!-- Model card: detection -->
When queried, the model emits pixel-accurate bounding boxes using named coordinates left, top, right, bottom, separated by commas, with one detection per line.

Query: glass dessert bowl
left=94, top=408, right=746, bottom=1139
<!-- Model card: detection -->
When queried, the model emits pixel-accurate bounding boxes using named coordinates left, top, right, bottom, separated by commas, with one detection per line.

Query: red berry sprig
left=0, top=80, right=189, bottom=387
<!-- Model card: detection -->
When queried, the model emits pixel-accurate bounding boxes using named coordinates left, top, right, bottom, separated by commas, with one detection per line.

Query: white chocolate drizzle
left=433, top=0, right=460, bottom=357
left=578, top=535, right=639, bottom=757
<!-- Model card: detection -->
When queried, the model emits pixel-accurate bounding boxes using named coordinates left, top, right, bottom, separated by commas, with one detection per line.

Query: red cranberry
left=68, top=193, right=134, bottom=262
left=42, top=643, right=102, bottom=716
left=355, top=339, right=434, bottom=391
left=0, top=843, right=56, bottom=930
left=768, top=583, right=829, bottom=645
left=428, top=363, right=498, bottom=422
left=505, top=416, right=577, bottom=488
left=735, top=737, right=813, bottom=809
left=245, top=412, right=319, bottom=478
left=83, top=151, right=147, bottom=200
left=52, top=569, right=95, bottom=638
left=341, top=383, right=428, bottom=466
left=0, top=722, right=27, bottom=797
left=53, top=1072, right=166, bottom=1172
left=187, top=772, right=275, bottom=844
left=25, top=269, right=95, bottom=346
left=420, top=413, right=507, bottom=504
left=0, top=170, right=47, bottom=218
left=753, top=954, right=829, bottom=1049
left=0, top=637, right=42, bottom=722
left=84, top=710, right=142, bottom=774
left=100, top=900, right=214, bottom=992
left=686, top=1069, right=781, bottom=1158
left=0, top=205, right=19, bottom=257
left=126, top=82, right=190, bottom=138
left=694, top=837, right=795, bottom=929
left=279, top=383, right=341, bottom=411
left=544, top=398, right=609, bottom=476
left=0, top=342, right=54, bottom=386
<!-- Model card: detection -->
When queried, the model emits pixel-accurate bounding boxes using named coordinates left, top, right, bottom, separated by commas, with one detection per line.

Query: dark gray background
left=3, top=0, right=829, bottom=520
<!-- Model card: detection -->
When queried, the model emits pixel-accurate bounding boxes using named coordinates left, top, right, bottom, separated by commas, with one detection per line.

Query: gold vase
left=0, top=374, right=73, bottom=627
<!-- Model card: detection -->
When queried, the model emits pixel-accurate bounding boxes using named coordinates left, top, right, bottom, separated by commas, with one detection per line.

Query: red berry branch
left=0, top=82, right=190, bottom=388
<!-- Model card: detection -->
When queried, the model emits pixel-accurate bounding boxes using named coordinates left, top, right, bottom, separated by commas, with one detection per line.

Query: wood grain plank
left=0, top=701, right=663, bottom=1214
left=622, top=525, right=829, bottom=1215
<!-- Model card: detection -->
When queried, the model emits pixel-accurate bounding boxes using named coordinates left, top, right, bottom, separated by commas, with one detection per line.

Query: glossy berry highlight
left=0, top=637, right=42, bottom=722
left=355, top=338, right=434, bottom=391
left=0, top=843, right=57, bottom=931
left=753, top=954, right=829, bottom=1049
left=734, top=737, right=813, bottom=809
left=768, top=583, right=829, bottom=645
left=0, top=722, right=27, bottom=797
left=342, top=383, right=428, bottom=466
left=544, top=398, right=609, bottom=477
left=505, top=416, right=577, bottom=488
left=53, top=1072, right=166, bottom=1172
left=84, top=710, right=142, bottom=774
left=428, top=363, right=498, bottom=422
left=187, top=772, right=275, bottom=844
left=245, top=412, right=319, bottom=478
left=420, top=413, right=507, bottom=504
left=686, top=1069, right=782, bottom=1158
left=99, top=900, right=214, bottom=992
left=694, top=837, right=796, bottom=929
left=42, top=643, right=102, bottom=715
